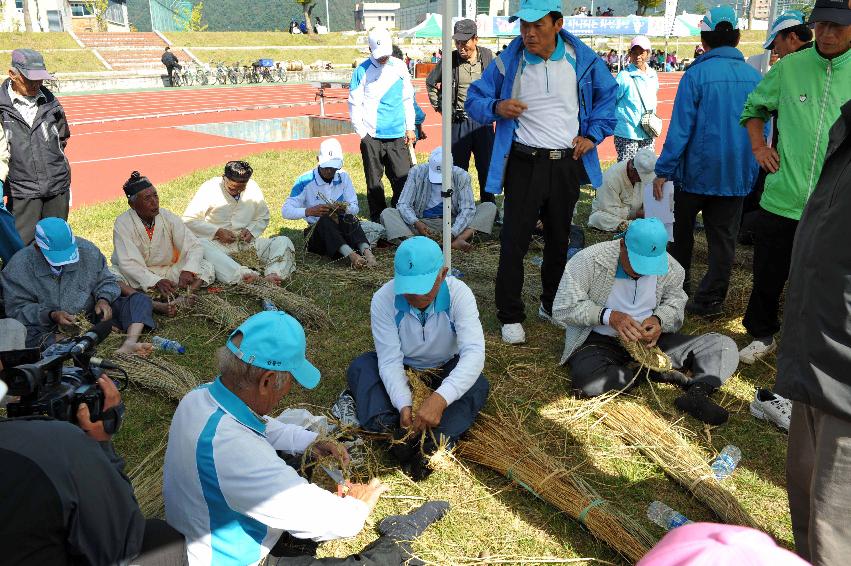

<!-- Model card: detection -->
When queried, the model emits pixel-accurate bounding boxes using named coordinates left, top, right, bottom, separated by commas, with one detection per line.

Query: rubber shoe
left=331, top=390, right=359, bottom=428
left=537, top=304, right=565, bottom=329
left=750, top=388, right=791, bottom=432
left=685, top=299, right=724, bottom=318
left=501, top=323, right=526, bottom=344
left=739, top=338, right=777, bottom=365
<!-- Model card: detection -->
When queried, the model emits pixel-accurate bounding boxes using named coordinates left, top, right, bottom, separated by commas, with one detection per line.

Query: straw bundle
left=597, top=400, right=758, bottom=528
left=59, top=312, right=94, bottom=337
left=193, top=293, right=251, bottom=330
left=228, top=242, right=264, bottom=272
left=406, top=368, right=434, bottom=416
left=620, top=339, right=673, bottom=373
left=113, top=352, right=203, bottom=401
left=456, top=411, right=656, bottom=563
left=128, top=441, right=166, bottom=518
left=234, top=279, right=330, bottom=329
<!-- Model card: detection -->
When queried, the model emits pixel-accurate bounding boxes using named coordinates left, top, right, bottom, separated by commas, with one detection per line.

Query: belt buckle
left=548, top=150, right=562, bottom=160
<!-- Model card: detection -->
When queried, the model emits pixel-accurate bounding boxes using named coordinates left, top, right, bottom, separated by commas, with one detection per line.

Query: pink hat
left=637, top=523, right=809, bottom=566
left=630, top=35, right=652, bottom=52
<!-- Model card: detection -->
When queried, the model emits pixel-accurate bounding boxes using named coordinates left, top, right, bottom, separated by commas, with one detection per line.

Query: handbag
left=632, top=76, right=663, bottom=138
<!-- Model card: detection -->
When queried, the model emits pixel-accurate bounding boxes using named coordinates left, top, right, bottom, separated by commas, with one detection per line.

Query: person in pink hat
left=613, top=35, right=660, bottom=162
left=638, top=522, right=810, bottom=566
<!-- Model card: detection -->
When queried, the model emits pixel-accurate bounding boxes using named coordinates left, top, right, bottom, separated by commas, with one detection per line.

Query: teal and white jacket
left=282, top=168, right=359, bottom=224
left=348, top=56, right=415, bottom=140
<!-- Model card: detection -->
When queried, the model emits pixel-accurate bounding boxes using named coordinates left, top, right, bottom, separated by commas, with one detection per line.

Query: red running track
left=63, top=75, right=682, bottom=208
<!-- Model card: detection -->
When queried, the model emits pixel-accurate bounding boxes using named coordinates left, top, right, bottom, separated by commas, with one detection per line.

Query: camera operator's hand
left=94, top=299, right=113, bottom=322
left=50, top=310, right=76, bottom=326
left=77, top=375, right=121, bottom=442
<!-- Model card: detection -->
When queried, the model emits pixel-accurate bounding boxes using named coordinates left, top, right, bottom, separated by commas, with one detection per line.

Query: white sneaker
left=739, top=338, right=777, bottom=365
left=538, top=304, right=566, bottom=329
left=750, top=388, right=791, bottom=432
left=501, top=323, right=526, bottom=344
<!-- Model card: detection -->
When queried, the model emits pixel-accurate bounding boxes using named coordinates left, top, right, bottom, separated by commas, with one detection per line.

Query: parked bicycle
left=274, top=62, right=289, bottom=83
left=180, top=66, right=194, bottom=86
left=193, top=63, right=210, bottom=86
left=228, top=62, right=243, bottom=85
left=213, top=61, right=228, bottom=85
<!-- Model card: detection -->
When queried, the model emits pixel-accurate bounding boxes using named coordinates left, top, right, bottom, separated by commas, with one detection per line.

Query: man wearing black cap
left=0, top=48, right=70, bottom=245
left=426, top=19, right=496, bottom=210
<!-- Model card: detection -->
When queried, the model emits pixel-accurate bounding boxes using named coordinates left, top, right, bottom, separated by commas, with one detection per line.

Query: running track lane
left=62, top=75, right=682, bottom=208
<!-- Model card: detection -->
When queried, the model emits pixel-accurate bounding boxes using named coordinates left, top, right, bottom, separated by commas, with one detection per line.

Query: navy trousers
left=346, top=352, right=489, bottom=444
left=451, top=117, right=495, bottom=204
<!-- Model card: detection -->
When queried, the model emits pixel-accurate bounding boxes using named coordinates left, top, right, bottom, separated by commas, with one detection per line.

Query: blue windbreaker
left=465, top=31, right=617, bottom=193
left=654, top=46, right=762, bottom=196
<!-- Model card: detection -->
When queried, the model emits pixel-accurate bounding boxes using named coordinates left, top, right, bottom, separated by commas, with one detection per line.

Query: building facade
left=2, top=0, right=129, bottom=33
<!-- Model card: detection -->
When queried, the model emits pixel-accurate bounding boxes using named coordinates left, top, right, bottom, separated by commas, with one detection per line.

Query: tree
left=184, top=1, right=208, bottom=32
left=693, top=1, right=707, bottom=15
left=635, top=0, right=662, bottom=16
left=294, top=0, right=316, bottom=34
left=22, top=0, right=32, bottom=31
left=83, top=0, right=110, bottom=32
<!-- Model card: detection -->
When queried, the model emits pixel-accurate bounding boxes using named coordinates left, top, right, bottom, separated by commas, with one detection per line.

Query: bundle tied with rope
left=455, top=410, right=656, bottom=563
left=596, top=400, right=758, bottom=528
left=234, top=279, right=331, bottom=329
left=620, top=338, right=673, bottom=374
left=128, top=441, right=166, bottom=519
left=113, top=352, right=203, bottom=401
left=193, top=292, right=251, bottom=331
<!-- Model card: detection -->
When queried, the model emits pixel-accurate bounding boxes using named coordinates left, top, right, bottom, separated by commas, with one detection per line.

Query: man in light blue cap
left=552, top=218, right=739, bottom=425
left=346, top=236, right=489, bottom=480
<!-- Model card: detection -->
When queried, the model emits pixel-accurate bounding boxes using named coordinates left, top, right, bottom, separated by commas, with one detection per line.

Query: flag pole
left=441, top=0, right=453, bottom=268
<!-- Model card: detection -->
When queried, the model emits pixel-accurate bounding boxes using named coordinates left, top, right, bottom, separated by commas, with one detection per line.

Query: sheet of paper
left=643, top=181, right=675, bottom=242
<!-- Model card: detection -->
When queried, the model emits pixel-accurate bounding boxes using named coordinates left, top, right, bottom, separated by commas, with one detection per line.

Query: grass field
left=67, top=150, right=790, bottom=564
left=0, top=31, right=79, bottom=50
left=42, top=50, right=107, bottom=73
left=191, top=47, right=366, bottom=67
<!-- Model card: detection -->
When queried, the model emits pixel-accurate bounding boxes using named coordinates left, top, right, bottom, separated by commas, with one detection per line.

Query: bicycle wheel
left=229, top=70, right=238, bottom=84
left=172, top=72, right=182, bottom=87
left=237, top=70, right=245, bottom=84
left=183, top=71, right=194, bottom=86
left=279, top=69, right=288, bottom=83
left=217, top=71, right=227, bottom=84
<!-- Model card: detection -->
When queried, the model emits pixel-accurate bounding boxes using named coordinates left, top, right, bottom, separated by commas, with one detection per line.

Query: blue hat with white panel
left=763, top=10, right=806, bottom=49
left=509, top=0, right=563, bottom=23
left=394, top=236, right=444, bottom=295
left=699, top=5, right=739, bottom=31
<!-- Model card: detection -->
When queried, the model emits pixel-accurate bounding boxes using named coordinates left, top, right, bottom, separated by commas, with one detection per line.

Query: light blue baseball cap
left=394, top=236, right=443, bottom=295
left=226, top=311, right=320, bottom=389
left=509, top=0, right=563, bottom=23
left=623, top=218, right=669, bottom=276
left=699, top=5, right=739, bottom=31
left=763, top=10, right=806, bottom=49
left=34, top=217, right=79, bottom=267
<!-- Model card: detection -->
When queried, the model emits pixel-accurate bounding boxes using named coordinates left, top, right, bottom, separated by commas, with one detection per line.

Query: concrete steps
left=76, top=32, right=165, bottom=49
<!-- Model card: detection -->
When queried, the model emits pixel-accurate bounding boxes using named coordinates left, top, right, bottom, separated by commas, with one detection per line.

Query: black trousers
left=11, top=192, right=70, bottom=245
left=165, top=64, right=181, bottom=84
left=306, top=215, right=369, bottom=258
left=134, top=518, right=188, bottom=566
left=451, top=117, right=494, bottom=204
left=495, top=147, right=583, bottom=324
left=743, top=207, right=798, bottom=339
left=668, top=190, right=743, bottom=304
left=739, top=167, right=768, bottom=245
left=359, top=135, right=411, bottom=222
left=270, top=532, right=407, bottom=565
left=567, top=331, right=738, bottom=397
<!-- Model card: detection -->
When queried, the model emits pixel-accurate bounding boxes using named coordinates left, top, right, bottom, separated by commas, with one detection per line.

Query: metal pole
left=441, top=0, right=453, bottom=269
left=325, top=0, right=330, bottom=31
left=761, top=0, right=779, bottom=75
left=618, top=34, right=623, bottom=72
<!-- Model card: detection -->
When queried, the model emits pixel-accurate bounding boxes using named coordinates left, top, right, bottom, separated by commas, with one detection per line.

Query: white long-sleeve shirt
left=370, top=277, right=485, bottom=411
left=348, top=56, right=415, bottom=140
left=164, top=377, right=370, bottom=566
left=587, top=160, right=643, bottom=231
left=182, top=177, right=270, bottom=240
left=282, top=168, right=359, bottom=224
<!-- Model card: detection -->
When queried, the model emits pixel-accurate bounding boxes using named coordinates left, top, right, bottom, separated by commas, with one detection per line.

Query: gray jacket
left=1, top=238, right=119, bottom=346
left=0, top=79, right=71, bottom=200
left=397, top=163, right=475, bottom=238
left=552, top=240, right=688, bottom=364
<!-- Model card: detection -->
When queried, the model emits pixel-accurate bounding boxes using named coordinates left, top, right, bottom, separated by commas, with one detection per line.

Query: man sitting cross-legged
left=112, top=171, right=214, bottom=300
left=380, top=147, right=497, bottom=251
left=347, top=237, right=490, bottom=479
left=183, top=160, right=295, bottom=285
left=1, top=218, right=154, bottom=355
left=283, top=138, right=377, bottom=269
left=553, top=218, right=739, bottom=425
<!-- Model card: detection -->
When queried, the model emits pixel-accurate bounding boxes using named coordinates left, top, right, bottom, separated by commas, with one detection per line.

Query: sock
left=339, top=244, right=354, bottom=257
left=358, top=242, right=370, bottom=253
left=675, top=383, right=729, bottom=425
left=378, top=500, right=450, bottom=541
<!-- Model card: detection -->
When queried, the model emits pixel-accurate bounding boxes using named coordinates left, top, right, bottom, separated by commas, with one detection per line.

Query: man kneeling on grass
left=163, top=311, right=449, bottom=566
left=112, top=171, right=214, bottom=301
left=183, top=160, right=295, bottom=284
left=1, top=218, right=154, bottom=354
left=283, top=138, right=378, bottom=269
left=553, top=218, right=739, bottom=425
left=380, top=147, right=497, bottom=251
left=346, top=237, right=490, bottom=479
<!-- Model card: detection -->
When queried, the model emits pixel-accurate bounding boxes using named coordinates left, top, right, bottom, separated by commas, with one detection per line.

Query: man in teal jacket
left=465, top=0, right=616, bottom=345
left=652, top=5, right=762, bottom=318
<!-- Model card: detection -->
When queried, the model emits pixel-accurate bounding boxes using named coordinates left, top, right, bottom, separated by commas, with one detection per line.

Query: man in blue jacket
left=652, top=5, right=761, bottom=318
left=466, top=0, right=616, bottom=345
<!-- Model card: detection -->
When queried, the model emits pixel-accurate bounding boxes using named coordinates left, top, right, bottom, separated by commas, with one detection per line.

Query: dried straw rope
left=113, top=352, right=203, bottom=401
left=127, top=441, right=166, bottom=518
left=596, top=400, right=758, bottom=528
left=620, top=339, right=673, bottom=373
left=193, top=293, right=251, bottom=330
left=456, top=411, right=656, bottom=563
left=234, top=279, right=330, bottom=329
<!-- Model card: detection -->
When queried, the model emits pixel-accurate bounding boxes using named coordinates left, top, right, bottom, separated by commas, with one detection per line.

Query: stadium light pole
left=761, top=0, right=779, bottom=75
left=441, top=0, right=453, bottom=268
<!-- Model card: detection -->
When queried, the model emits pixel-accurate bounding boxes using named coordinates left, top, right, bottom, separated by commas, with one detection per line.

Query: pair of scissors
left=320, top=464, right=350, bottom=497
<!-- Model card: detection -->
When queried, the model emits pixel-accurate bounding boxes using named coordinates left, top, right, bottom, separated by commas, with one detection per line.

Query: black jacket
left=425, top=46, right=494, bottom=112
left=0, top=79, right=71, bottom=200
left=161, top=51, right=178, bottom=66
left=776, top=100, right=851, bottom=419
left=0, top=417, right=145, bottom=565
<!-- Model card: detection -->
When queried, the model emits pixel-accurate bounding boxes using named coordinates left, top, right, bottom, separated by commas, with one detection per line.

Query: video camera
left=0, top=319, right=127, bottom=431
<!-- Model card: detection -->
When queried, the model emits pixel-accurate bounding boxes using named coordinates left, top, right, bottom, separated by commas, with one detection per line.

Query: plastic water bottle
left=530, top=255, right=543, bottom=266
left=152, top=336, right=185, bottom=354
left=710, top=445, right=742, bottom=480
left=261, top=298, right=277, bottom=311
left=647, top=501, right=693, bottom=530
left=449, top=267, right=464, bottom=279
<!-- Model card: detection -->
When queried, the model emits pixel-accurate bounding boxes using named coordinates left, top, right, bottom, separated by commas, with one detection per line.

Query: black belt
left=511, top=141, right=573, bottom=160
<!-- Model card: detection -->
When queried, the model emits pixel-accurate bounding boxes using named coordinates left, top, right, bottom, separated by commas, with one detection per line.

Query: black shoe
left=686, top=299, right=724, bottom=318
left=675, top=383, right=729, bottom=425
left=389, top=429, right=418, bottom=464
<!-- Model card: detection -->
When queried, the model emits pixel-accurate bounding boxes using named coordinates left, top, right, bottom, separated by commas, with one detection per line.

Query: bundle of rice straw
left=456, top=411, right=656, bottom=563
left=235, top=279, right=330, bottom=329
left=228, top=241, right=264, bottom=272
left=113, top=352, right=203, bottom=401
left=193, top=293, right=250, bottom=330
left=128, top=441, right=166, bottom=518
left=597, top=400, right=758, bottom=528
left=620, top=339, right=673, bottom=373
left=406, top=368, right=434, bottom=417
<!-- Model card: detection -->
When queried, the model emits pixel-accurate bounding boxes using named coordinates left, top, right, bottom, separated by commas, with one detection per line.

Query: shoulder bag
left=632, top=76, right=663, bottom=138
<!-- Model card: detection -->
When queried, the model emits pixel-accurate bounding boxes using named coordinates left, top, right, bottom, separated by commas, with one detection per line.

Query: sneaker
left=537, top=304, right=566, bottom=329
left=685, top=299, right=724, bottom=318
left=331, top=390, right=359, bottom=428
left=750, top=388, right=791, bottom=432
left=501, top=323, right=526, bottom=344
left=739, top=338, right=776, bottom=365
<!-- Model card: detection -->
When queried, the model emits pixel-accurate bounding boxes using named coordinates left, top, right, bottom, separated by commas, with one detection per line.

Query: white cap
left=632, top=147, right=658, bottom=184
left=368, top=28, right=393, bottom=59
left=317, top=138, right=344, bottom=169
left=428, top=147, right=443, bottom=184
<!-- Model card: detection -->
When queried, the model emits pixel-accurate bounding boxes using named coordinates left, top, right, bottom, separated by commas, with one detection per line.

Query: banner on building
left=663, top=0, right=680, bottom=36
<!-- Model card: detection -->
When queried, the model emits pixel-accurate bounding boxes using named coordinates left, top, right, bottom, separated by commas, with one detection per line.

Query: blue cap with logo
left=623, top=218, right=669, bottom=276
left=35, top=217, right=79, bottom=267
left=394, top=236, right=444, bottom=295
left=763, top=10, right=806, bottom=48
left=226, top=311, right=320, bottom=389
left=699, top=5, right=739, bottom=31
left=509, top=0, right=563, bottom=23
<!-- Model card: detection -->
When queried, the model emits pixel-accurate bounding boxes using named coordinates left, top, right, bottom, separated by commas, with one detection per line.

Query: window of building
left=15, top=0, right=23, bottom=10
left=69, top=2, right=94, bottom=17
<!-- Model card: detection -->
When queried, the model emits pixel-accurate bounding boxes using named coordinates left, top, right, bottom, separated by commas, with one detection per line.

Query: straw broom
left=127, top=441, right=166, bottom=519
left=456, top=411, right=656, bottom=564
left=234, top=279, right=331, bottom=329
left=193, top=293, right=251, bottom=330
left=113, top=352, right=203, bottom=401
left=596, top=400, right=758, bottom=528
